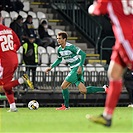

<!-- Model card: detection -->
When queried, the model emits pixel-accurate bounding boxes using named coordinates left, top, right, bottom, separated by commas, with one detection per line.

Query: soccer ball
left=28, top=100, right=39, bottom=110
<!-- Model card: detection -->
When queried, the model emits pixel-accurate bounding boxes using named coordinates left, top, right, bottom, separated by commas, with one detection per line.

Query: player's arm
left=12, top=30, right=21, bottom=51
left=51, top=57, right=62, bottom=68
left=45, top=56, right=62, bottom=73
left=77, top=50, right=86, bottom=74
left=78, top=50, right=86, bottom=67
left=88, top=0, right=109, bottom=15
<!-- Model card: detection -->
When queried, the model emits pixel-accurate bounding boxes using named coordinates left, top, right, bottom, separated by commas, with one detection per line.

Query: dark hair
left=58, top=31, right=68, bottom=40
left=26, top=15, right=32, bottom=20
left=16, top=15, right=23, bottom=20
left=41, top=20, right=47, bottom=25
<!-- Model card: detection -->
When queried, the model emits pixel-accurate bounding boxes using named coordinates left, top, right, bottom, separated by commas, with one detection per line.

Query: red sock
left=5, top=90, right=15, bottom=104
left=3, top=80, right=19, bottom=91
left=104, top=80, right=122, bottom=115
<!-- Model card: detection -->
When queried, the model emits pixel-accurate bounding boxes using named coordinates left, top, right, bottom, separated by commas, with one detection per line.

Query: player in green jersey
left=45, top=31, right=108, bottom=110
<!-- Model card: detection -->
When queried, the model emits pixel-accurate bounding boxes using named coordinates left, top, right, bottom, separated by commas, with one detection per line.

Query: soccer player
left=0, top=11, right=34, bottom=112
left=86, top=0, right=133, bottom=127
left=45, top=31, right=108, bottom=110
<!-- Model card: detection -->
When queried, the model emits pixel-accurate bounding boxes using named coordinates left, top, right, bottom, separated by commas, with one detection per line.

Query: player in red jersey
left=0, top=12, right=34, bottom=112
left=86, top=0, right=133, bottom=126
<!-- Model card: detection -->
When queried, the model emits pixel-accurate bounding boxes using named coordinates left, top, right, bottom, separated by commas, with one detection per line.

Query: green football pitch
left=0, top=107, right=133, bottom=133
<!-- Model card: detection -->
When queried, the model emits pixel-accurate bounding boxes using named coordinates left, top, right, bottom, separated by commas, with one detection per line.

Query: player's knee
left=79, top=89, right=86, bottom=94
left=61, top=84, right=66, bottom=89
left=108, top=71, right=122, bottom=80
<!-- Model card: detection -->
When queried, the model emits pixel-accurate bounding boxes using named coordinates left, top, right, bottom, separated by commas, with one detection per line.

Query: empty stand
left=50, top=53, right=58, bottom=64
left=23, top=1, right=30, bottom=12
left=3, top=17, right=12, bottom=27
left=1, top=10, right=10, bottom=18
left=10, top=11, right=18, bottom=19
left=19, top=11, right=28, bottom=18
left=46, top=46, right=56, bottom=55
left=32, top=18, right=39, bottom=29
left=37, top=11, right=46, bottom=20
left=28, top=11, right=37, bottom=18
left=40, top=53, right=49, bottom=64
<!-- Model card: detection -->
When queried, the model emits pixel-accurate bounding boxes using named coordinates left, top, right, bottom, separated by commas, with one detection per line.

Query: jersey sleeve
left=71, top=45, right=86, bottom=66
left=78, top=50, right=86, bottom=66
left=92, top=0, right=109, bottom=15
left=12, top=30, right=21, bottom=51
left=70, top=45, right=81, bottom=54
left=51, top=48, right=62, bottom=68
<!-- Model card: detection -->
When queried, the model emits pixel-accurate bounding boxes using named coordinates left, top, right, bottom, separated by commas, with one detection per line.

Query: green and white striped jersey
left=57, top=42, right=82, bottom=68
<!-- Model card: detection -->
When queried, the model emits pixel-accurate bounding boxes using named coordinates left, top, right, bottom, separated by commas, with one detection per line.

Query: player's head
left=57, top=31, right=68, bottom=46
left=57, top=31, right=68, bottom=40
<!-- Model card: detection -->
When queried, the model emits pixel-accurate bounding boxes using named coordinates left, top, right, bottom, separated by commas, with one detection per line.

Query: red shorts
left=0, top=61, right=18, bottom=85
left=111, top=40, right=133, bottom=70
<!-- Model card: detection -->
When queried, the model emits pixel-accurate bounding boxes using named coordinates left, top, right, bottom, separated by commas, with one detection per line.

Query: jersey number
left=0, top=35, right=14, bottom=51
left=121, top=0, right=133, bottom=15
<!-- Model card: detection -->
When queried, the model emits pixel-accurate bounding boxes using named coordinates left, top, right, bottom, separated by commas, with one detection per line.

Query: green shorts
left=65, top=66, right=84, bottom=86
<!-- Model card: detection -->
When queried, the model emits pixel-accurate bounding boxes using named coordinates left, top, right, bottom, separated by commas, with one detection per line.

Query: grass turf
left=0, top=107, right=133, bottom=133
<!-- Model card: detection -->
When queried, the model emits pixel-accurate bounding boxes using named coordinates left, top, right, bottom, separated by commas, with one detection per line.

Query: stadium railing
left=50, top=0, right=102, bottom=53
left=14, top=64, right=108, bottom=92
left=100, top=36, right=115, bottom=62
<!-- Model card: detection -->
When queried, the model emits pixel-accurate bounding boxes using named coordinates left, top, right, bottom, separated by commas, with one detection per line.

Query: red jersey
left=92, top=0, right=133, bottom=63
left=0, top=24, right=21, bottom=66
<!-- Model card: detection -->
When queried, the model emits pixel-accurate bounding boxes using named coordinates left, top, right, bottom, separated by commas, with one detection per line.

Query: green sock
left=62, top=89, right=69, bottom=108
left=86, top=86, right=105, bottom=94
left=0, top=95, right=6, bottom=99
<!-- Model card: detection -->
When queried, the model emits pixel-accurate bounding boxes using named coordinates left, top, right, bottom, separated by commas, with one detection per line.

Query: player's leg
left=86, top=61, right=124, bottom=127
left=56, top=68, right=78, bottom=110
left=56, top=80, right=71, bottom=110
left=76, top=67, right=106, bottom=94
left=0, top=75, right=34, bottom=91
left=78, top=83, right=106, bottom=94
left=86, top=52, right=125, bottom=126
left=103, top=60, right=124, bottom=117
left=4, top=89, right=18, bottom=112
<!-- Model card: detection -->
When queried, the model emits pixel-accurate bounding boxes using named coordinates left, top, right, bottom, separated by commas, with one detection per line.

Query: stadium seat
left=23, top=1, right=30, bottom=12
left=85, top=64, right=95, bottom=72
left=36, top=66, right=44, bottom=83
left=10, top=11, right=18, bottom=19
left=3, top=17, right=12, bottom=27
left=17, top=52, right=23, bottom=65
left=55, top=28, right=62, bottom=35
left=28, top=11, right=37, bottom=18
left=47, top=29, right=55, bottom=36
left=37, top=11, right=46, bottom=20
left=46, top=46, right=55, bottom=55
left=19, top=11, right=28, bottom=18
left=40, top=53, right=49, bottom=64
left=32, top=18, right=39, bottom=29
left=85, top=64, right=97, bottom=84
left=50, top=53, right=57, bottom=64
left=1, top=10, right=10, bottom=18
left=17, top=46, right=23, bottom=54
left=95, top=63, right=105, bottom=72
left=38, top=46, right=46, bottom=54
left=55, top=46, right=58, bottom=53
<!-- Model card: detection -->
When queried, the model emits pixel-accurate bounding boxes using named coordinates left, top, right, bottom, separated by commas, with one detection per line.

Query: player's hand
left=88, top=1, right=97, bottom=15
left=77, top=66, right=82, bottom=74
left=45, top=67, right=52, bottom=74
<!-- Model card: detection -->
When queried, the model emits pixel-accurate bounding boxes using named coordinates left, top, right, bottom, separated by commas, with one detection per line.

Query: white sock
left=10, top=103, right=16, bottom=109
left=18, top=77, right=24, bottom=84
left=103, top=112, right=112, bottom=120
